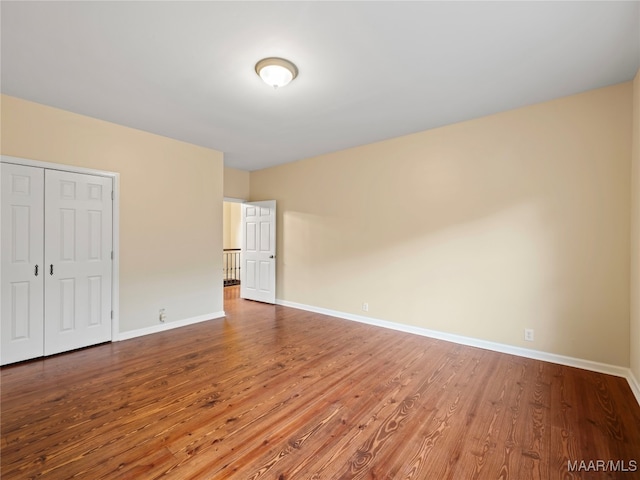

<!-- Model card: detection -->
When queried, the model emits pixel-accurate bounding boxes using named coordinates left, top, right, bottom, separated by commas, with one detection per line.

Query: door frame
left=1, top=155, right=120, bottom=341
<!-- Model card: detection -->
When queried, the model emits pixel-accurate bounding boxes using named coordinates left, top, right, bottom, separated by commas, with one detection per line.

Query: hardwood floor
left=2, top=286, right=639, bottom=479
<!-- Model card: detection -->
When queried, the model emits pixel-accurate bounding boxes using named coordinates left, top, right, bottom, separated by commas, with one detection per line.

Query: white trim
left=628, top=370, right=640, bottom=406
left=1, top=155, right=121, bottom=343
left=116, top=311, right=226, bottom=341
left=111, top=175, right=120, bottom=341
left=1, top=155, right=119, bottom=179
left=224, top=197, right=246, bottom=203
left=276, top=298, right=640, bottom=406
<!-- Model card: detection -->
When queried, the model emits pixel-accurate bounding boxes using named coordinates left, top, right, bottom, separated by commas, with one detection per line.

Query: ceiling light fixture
left=255, top=57, right=298, bottom=88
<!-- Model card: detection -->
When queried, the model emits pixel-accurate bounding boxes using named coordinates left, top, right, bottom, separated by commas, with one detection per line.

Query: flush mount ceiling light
left=255, top=57, right=298, bottom=88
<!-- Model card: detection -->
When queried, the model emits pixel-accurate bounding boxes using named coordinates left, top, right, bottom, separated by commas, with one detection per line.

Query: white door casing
left=241, top=200, right=276, bottom=304
left=0, top=164, right=45, bottom=364
left=44, top=169, right=113, bottom=355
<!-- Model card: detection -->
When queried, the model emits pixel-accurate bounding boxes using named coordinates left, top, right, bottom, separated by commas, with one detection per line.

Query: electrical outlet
left=524, top=328, right=534, bottom=342
left=159, top=308, right=167, bottom=323
left=362, top=303, right=369, bottom=312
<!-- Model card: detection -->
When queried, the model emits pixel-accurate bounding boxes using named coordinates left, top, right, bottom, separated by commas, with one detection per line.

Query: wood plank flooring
left=2, top=286, right=640, bottom=479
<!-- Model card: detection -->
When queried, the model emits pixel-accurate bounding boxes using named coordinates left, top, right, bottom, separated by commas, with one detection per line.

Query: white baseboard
left=276, top=299, right=640, bottom=406
left=116, top=311, right=226, bottom=341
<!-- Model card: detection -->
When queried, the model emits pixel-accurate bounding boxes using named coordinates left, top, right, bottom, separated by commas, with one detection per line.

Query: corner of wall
left=224, top=166, right=250, bottom=200
left=631, top=69, right=640, bottom=382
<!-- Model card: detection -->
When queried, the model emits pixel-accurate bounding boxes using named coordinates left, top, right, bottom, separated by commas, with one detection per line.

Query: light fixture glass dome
left=255, top=57, right=298, bottom=88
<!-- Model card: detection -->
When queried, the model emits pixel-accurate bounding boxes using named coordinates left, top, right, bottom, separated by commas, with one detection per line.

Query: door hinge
left=111, top=251, right=114, bottom=260
left=111, top=190, right=114, bottom=200
left=111, top=310, right=114, bottom=319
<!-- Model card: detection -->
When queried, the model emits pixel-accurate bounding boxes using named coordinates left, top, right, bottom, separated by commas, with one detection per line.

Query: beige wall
left=223, top=201, right=242, bottom=250
left=1, top=94, right=224, bottom=333
left=224, top=166, right=250, bottom=200
left=632, top=70, right=640, bottom=380
left=251, top=82, right=632, bottom=367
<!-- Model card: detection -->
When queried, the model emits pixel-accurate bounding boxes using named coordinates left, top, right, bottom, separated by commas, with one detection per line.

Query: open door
left=241, top=200, right=276, bottom=303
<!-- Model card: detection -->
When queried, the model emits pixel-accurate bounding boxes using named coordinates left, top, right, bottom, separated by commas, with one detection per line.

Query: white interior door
left=241, top=200, right=276, bottom=304
left=1, top=164, right=45, bottom=365
left=44, top=170, right=113, bottom=355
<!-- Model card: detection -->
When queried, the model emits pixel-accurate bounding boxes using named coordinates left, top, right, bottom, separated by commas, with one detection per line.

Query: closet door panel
left=44, top=170, right=112, bottom=355
left=1, top=164, right=45, bottom=365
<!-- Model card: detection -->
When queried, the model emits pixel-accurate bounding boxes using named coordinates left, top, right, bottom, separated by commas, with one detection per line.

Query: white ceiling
left=2, top=1, right=639, bottom=171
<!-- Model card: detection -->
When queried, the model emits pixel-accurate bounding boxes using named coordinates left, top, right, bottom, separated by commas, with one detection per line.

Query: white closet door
left=44, top=170, right=113, bottom=355
left=1, top=164, right=45, bottom=365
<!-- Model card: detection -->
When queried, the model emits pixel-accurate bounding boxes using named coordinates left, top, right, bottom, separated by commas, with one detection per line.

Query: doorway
left=223, top=199, right=277, bottom=304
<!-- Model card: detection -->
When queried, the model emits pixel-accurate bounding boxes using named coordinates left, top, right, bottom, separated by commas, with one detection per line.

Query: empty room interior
left=1, top=1, right=640, bottom=479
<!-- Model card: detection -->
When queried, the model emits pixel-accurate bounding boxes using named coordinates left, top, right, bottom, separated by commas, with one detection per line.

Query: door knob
left=269, top=255, right=275, bottom=259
